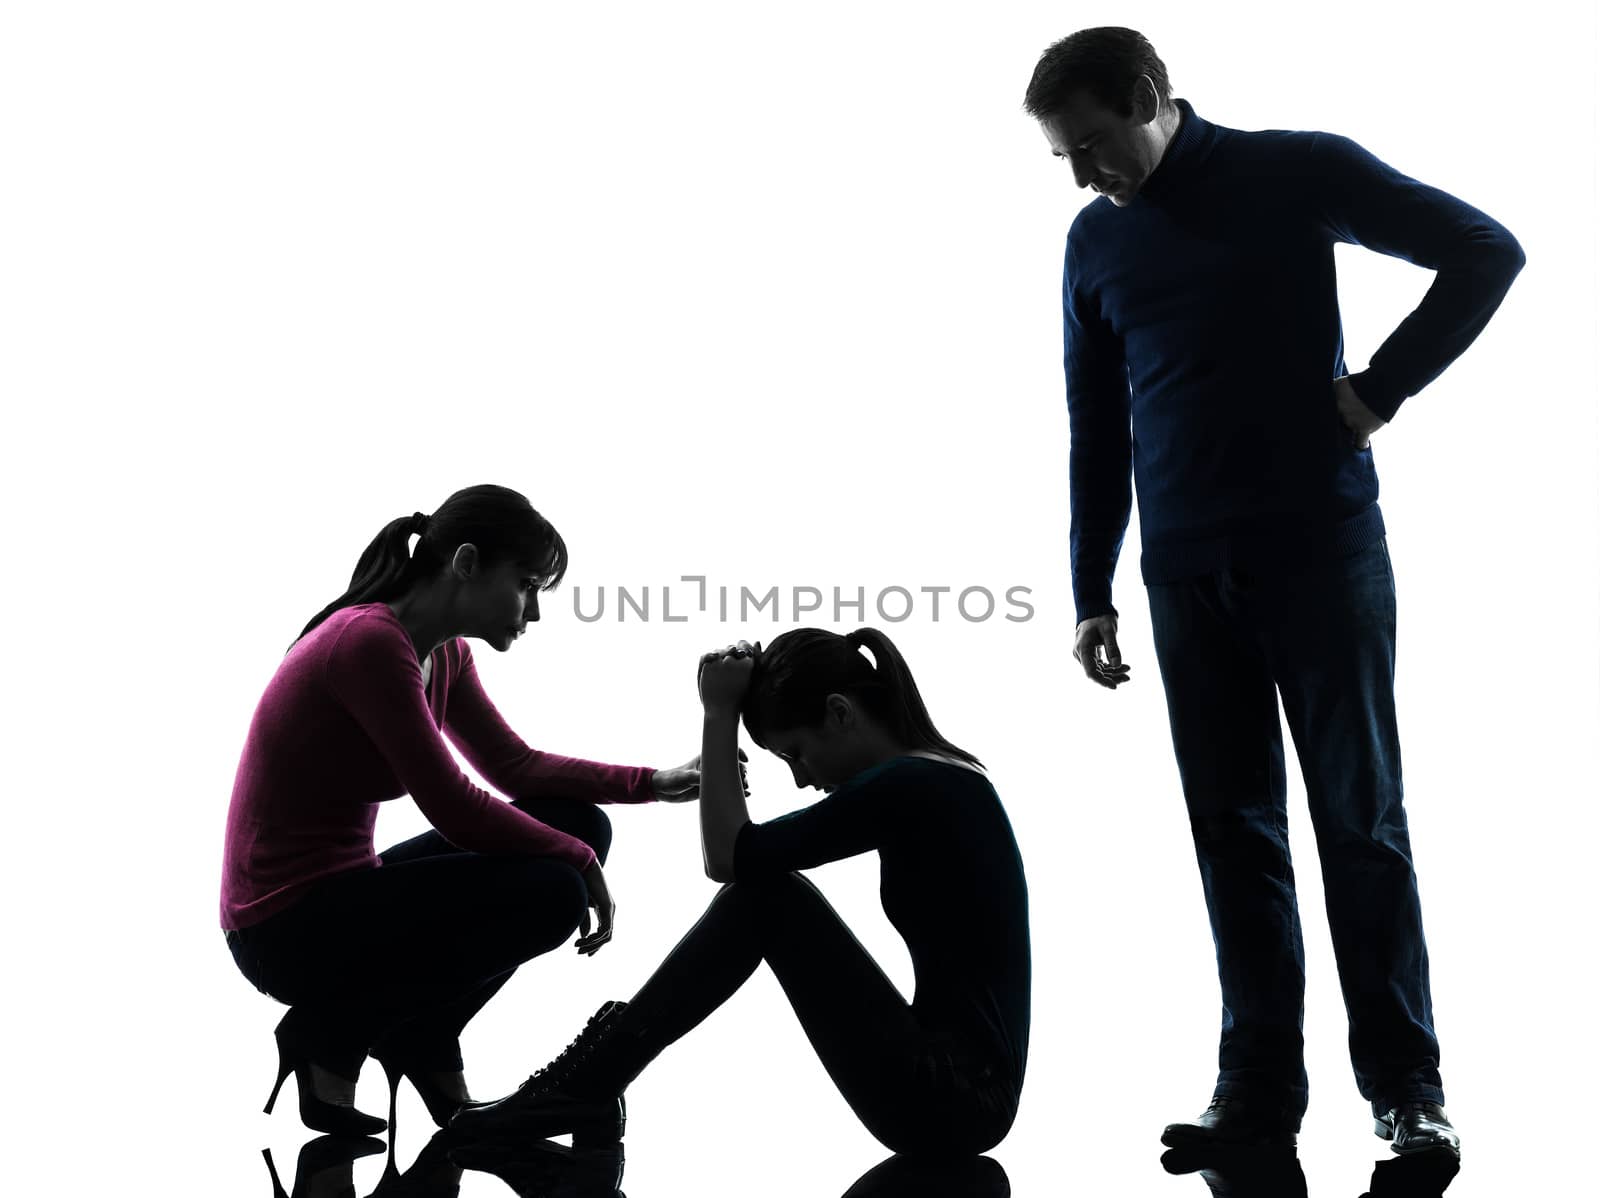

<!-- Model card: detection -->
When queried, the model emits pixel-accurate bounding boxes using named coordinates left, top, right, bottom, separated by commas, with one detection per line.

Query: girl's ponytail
left=744, top=625, right=981, bottom=769
left=845, top=627, right=983, bottom=769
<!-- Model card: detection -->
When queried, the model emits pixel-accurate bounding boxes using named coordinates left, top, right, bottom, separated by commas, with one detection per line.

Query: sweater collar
left=1137, top=98, right=1211, bottom=199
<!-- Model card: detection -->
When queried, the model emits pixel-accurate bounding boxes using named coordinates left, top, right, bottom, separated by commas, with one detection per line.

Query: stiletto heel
left=368, top=1129, right=462, bottom=1198
left=262, top=1137, right=386, bottom=1198
left=380, top=1054, right=404, bottom=1129
left=263, top=1054, right=292, bottom=1115
left=370, top=1045, right=470, bottom=1130
left=261, top=1147, right=288, bottom=1198
left=266, top=1015, right=389, bottom=1136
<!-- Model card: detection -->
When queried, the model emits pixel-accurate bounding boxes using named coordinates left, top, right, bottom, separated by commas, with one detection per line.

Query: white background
left=4, top=2, right=1595, bottom=1194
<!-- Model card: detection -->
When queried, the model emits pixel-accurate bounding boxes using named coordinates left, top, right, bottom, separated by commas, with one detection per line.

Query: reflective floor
left=227, top=1108, right=1470, bottom=1197
left=112, top=737, right=1580, bottom=1198
left=257, top=1133, right=1018, bottom=1197
left=1158, top=1142, right=1461, bottom=1198
left=247, top=1130, right=1466, bottom=1198
left=165, top=961, right=1510, bottom=1196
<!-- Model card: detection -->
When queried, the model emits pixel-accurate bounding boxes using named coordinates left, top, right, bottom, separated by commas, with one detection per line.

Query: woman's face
left=461, top=553, right=544, bottom=651
left=762, top=696, right=874, bottom=794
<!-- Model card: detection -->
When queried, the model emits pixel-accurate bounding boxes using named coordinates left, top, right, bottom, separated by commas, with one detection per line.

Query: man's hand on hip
left=1073, top=615, right=1130, bottom=690
left=1334, top=375, right=1387, bottom=450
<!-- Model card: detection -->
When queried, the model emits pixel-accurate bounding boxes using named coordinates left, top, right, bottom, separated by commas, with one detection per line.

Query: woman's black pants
left=226, top=798, right=610, bottom=1077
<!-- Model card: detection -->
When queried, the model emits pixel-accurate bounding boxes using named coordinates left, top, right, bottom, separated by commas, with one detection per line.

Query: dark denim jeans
left=1146, top=537, right=1444, bottom=1120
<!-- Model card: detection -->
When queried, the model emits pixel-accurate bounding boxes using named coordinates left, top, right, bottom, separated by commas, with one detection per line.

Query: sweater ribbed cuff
left=1347, top=367, right=1407, bottom=423
left=1072, top=599, right=1118, bottom=627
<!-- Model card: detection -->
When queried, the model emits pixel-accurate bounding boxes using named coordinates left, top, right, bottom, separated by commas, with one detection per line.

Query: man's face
left=1039, top=88, right=1162, bottom=207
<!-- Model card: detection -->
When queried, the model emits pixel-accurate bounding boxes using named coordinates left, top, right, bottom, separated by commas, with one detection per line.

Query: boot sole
left=452, top=1097, right=624, bottom=1145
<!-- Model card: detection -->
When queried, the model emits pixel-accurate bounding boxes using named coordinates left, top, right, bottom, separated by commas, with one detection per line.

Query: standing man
left=1023, top=27, right=1522, bottom=1155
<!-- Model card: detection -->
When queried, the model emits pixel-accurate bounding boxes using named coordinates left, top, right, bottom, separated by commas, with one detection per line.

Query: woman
left=220, top=484, right=709, bottom=1135
left=452, top=627, right=1032, bottom=1157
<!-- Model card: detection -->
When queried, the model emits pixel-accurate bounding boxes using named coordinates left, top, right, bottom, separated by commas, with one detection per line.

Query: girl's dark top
left=732, top=755, right=1031, bottom=1097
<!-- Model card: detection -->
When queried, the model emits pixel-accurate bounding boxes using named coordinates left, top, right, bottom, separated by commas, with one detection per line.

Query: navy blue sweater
left=1062, top=99, right=1525, bottom=622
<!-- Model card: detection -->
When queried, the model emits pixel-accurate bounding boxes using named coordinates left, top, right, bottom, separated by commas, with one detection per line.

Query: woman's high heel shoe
left=264, top=1016, right=389, bottom=1137
left=373, top=1049, right=471, bottom=1131
left=368, top=1129, right=463, bottom=1198
left=261, top=1137, right=386, bottom=1198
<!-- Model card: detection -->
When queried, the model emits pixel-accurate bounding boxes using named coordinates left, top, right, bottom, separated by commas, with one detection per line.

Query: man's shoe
left=1374, top=1101, right=1460, bottom=1155
left=448, top=1001, right=629, bottom=1146
left=1160, top=1143, right=1308, bottom=1198
left=1366, top=1146, right=1461, bottom=1197
left=1161, top=1096, right=1299, bottom=1148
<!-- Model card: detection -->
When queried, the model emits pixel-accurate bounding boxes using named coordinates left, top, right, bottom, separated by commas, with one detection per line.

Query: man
left=1023, top=27, right=1522, bottom=1155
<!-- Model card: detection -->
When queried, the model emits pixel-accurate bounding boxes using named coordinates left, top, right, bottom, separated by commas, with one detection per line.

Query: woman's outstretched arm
left=322, top=610, right=597, bottom=868
left=443, top=639, right=658, bottom=804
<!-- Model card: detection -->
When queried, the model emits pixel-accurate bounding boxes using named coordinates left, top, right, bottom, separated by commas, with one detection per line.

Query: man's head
left=1024, top=27, right=1178, bottom=207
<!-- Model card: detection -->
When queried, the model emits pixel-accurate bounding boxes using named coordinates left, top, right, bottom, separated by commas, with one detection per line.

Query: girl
left=220, top=484, right=708, bottom=1135
left=452, top=627, right=1032, bottom=1157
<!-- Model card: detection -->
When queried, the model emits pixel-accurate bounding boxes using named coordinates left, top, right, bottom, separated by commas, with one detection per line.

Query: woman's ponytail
left=845, top=627, right=983, bottom=769
left=287, top=485, right=567, bottom=653
left=291, top=512, right=433, bottom=648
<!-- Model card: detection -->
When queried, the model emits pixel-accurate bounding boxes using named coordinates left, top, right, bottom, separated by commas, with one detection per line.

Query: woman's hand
left=698, top=640, right=760, bottom=715
left=576, top=861, right=615, bottom=956
left=652, top=750, right=749, bottom=803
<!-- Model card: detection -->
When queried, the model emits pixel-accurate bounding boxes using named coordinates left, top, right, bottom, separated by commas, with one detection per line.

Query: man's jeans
left=1146, top=537, right=1445, bottom=1119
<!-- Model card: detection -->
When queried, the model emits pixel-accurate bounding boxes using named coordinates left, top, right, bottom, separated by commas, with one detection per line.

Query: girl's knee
left=716, top=869, right=808, bottom=909
left=730, top=869, right=809, bottom=895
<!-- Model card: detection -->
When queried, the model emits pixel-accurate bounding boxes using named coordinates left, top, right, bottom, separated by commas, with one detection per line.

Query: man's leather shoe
left=1160, top=1143, right=1308, bottom=1198
left=1162, top=1096, right=1298, bottom=1148
left=1367, top=1146, right=1461, bottom=1196
left=1374, top=1101, right=1460, bottom=1155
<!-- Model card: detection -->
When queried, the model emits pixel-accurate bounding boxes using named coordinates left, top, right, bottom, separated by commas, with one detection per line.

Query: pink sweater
left=220, top=603, right=656, bottom=930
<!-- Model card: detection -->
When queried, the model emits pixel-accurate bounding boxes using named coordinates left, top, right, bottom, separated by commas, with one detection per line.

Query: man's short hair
left=1023, top=27, right=1173, bottom=121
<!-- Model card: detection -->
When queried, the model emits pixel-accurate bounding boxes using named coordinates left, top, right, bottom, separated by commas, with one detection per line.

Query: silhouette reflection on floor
left=1160, top=1141, right=1461, bottom=1198
left=259, top=1130, right=1012, bottom=1197
left=259, top=1129, right=1464, bottom=1195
